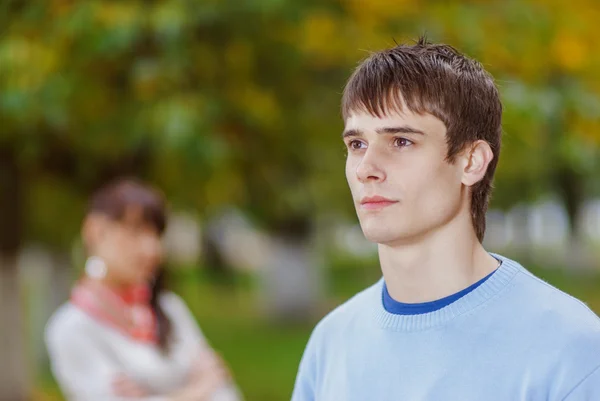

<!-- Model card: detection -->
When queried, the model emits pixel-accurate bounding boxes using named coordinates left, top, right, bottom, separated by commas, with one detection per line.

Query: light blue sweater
left=291, top=255, right=600, bottom=401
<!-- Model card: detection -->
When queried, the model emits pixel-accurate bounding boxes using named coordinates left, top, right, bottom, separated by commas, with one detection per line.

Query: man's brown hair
left=342, top=36, right=502, bottom=242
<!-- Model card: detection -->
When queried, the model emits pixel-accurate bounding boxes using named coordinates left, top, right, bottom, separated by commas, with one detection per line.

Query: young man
left=291, top=37, right=600, bottom=401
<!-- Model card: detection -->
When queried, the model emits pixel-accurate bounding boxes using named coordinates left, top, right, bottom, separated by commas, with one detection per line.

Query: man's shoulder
left=507, top=263, right=600, bottom=394
left=514, top=265, right=600, bottom=332
left=310, top=279, right=382, bottom=341
left=502, top=259, right=600, bottom=361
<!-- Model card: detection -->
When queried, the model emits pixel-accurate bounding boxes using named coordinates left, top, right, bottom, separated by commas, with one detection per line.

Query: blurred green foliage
left=2, top=0, right=600, bottom=246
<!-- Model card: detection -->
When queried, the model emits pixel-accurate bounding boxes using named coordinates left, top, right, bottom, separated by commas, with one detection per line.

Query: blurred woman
left=45, top=178, right=243, bottom=401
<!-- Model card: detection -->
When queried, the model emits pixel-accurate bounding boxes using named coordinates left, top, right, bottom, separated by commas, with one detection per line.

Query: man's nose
left=356, top=148, right=386, bottom=183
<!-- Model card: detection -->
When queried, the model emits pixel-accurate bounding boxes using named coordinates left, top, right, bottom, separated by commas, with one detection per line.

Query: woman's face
left=84, top=205, right=163, bottom=286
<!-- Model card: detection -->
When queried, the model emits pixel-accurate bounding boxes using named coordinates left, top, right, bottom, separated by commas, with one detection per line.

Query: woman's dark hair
left=87, top=177, right=172, bottom=352
left=150, top=267, right=171, bottom=353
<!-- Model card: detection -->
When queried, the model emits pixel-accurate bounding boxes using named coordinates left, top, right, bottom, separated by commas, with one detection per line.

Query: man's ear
left=81, top=213, right=106, bottom=252
left=461, top=140, right=494, bottom=187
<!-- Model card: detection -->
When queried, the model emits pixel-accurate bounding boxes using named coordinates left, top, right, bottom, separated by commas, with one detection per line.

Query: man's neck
left=379, top=215, right=499, bottom=304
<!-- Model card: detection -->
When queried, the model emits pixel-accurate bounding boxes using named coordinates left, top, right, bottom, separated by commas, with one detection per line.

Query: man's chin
left=360, top=221, right=415, bottom=245
left=361, top=229, right=399, bottom=245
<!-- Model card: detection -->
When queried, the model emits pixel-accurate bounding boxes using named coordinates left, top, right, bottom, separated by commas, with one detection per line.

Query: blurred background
left=1, top=0, right=600, bottom=400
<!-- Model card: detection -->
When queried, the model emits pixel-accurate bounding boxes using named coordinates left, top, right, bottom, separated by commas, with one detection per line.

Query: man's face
left=344, top=108, right=467, bottom=246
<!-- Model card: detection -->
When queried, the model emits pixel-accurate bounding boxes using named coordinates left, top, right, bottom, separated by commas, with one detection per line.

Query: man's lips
left=360, top=196, right=398, bottom=210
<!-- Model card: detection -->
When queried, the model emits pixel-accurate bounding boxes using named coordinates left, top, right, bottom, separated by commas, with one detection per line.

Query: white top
left=45, top=291, right=242, bottom=401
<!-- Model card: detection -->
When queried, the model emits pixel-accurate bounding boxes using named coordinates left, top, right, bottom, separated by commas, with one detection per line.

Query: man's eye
left=393, top=137, right=413, bottom=147
left=348, top=140, right=365, bottom=150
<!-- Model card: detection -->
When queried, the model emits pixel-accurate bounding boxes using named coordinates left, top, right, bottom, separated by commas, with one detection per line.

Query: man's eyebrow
left=342, top=129, right=362, bottom=138
left=342, top=126, right=426, bottom=138
left=376, top=126, right=426, bottom=135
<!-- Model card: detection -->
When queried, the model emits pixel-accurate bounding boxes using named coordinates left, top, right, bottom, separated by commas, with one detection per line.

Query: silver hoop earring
left=85, top=256, right=107, bottom=279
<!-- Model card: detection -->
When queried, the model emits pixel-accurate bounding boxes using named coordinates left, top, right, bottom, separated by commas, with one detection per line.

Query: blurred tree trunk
left=546, top=74, right=589, bottom=268
left=20, top=247, right=72, bottom=371
left=555, top=165, right=588, bottom=268
left=261, top=217, right=322, bottom=324
left=555, top=165, right=585, bottom=241
left=39, top=252, right=72, bottom=366
left=201, top=219, right=234, bottom=284
left=0, top=145, right=28, bottom=401
left=49, top=252, right=73, bottom=315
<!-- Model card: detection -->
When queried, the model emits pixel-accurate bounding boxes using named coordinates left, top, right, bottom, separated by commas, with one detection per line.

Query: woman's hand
left=110, top=349, right=230, bottom=401
left=179, top=368, right=227, bottom=401
left=112, top=374, right=149, bottom=398
left=189, top=349, right=231, bottom=382
left=171, top=349, right=229, bottom=401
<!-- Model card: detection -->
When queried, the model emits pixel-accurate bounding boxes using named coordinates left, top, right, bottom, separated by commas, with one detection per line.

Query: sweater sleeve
left=291, top=327, right=319, bottom=401
left=160, top=292, right=209, bottom=352
left=562, top=365, right=600, bottom=401
left=45, top=316, right=166, bottom=401
left=160, top=293, right=245, bottom=401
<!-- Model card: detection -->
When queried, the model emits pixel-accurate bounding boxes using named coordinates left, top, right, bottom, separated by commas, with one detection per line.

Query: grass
left=173, top=271, right=314, bottom=401
left=35, top=260, right=600, bottom=401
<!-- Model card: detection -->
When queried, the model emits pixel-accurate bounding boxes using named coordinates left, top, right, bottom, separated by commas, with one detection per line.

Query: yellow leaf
left=552, top=32, right=587, bottom=72
left=225, top=40, right=254, bottom=79
left=94, top=1, right=141, bottom=29
left=299, top=11, right=345, bottom=67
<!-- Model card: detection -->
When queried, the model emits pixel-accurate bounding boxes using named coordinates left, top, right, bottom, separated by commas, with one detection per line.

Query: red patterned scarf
left=71, top=279, right=158, bottom=344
